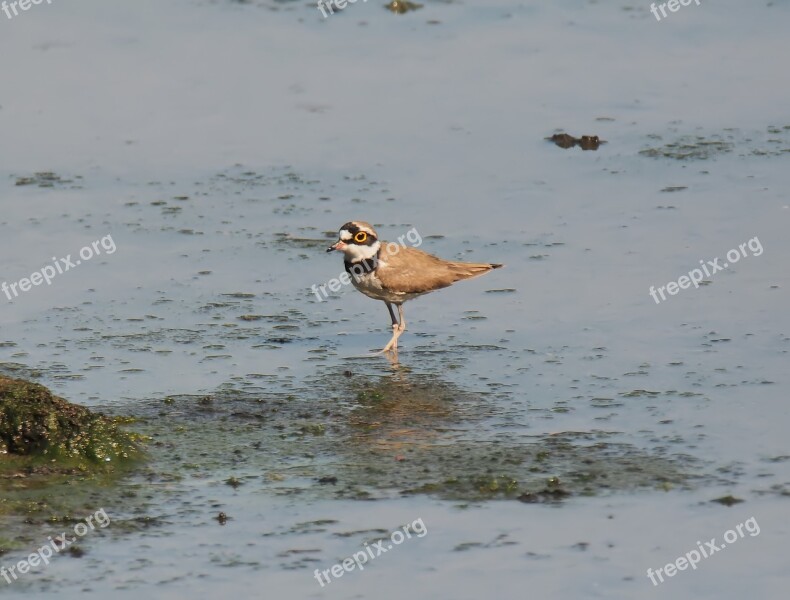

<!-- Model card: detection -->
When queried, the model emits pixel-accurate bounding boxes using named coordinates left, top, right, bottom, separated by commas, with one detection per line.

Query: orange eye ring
left=354, top=232, right=368, bottom=243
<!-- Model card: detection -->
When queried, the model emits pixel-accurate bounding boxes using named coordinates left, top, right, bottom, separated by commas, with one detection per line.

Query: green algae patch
left=639, top=134, right=734, bottom=160
left=0, top=375, right=143, bottom=473
left=0, top=376, right=146, bottom=549
left=639, top=126, right=790, bottom=160
left=126, top=366, right=697, bottom=505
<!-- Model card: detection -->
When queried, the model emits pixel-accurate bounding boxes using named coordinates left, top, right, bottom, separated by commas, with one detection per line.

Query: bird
left=326, top=221, right=502, bottom=353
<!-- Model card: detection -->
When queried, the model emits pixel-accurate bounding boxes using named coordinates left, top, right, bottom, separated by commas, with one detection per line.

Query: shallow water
left=1, top=0, right=789, bottom=598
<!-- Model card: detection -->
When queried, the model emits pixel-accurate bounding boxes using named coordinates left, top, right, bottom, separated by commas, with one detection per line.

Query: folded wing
left=376, top=244, right=502, bottom=295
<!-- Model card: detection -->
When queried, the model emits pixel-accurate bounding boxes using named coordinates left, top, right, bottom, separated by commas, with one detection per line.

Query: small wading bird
left=326, top=221, right=502, bottom=353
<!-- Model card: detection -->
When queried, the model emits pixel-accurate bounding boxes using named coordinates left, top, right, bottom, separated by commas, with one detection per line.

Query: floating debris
left=711, top=495, right=744, bottom=506
left=546, top=133, right=606, bottom=151
left=385, top=1, right=423, bottom=14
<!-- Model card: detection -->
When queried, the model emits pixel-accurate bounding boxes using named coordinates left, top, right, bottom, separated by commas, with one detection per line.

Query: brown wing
left=375, top=243, right=502, bottom=295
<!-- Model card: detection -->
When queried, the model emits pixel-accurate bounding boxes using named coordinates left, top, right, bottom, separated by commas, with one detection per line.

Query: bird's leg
left=386, top=301, right=399, bottom=330
left=381, top=304, right=407, bottom=353
left=397, top=304, right=406, bottom=334
left=380, top=302, right=400, bottom=353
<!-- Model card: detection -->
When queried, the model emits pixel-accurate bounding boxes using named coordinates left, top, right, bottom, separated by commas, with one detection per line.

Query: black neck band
left=345, top=249, right=380, bottom=276
left=345, top=257, right=378, bottom=275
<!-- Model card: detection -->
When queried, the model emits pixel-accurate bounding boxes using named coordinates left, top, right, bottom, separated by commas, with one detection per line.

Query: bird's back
left=375, top=243, right=502, bottom=295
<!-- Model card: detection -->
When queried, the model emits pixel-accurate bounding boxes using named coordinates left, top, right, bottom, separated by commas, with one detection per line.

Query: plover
left=327, top=221, right=502, bottom=353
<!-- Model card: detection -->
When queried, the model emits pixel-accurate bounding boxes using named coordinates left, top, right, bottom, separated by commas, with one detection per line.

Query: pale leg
left=380, top=303, right=406, bottom=353
left=380, top=302, right=400, bottom=353
left=397, top=304, right=406, bottom=336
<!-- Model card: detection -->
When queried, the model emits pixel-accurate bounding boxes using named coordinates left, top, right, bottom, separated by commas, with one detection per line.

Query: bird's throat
left=344, top=256, right=379, bottom=276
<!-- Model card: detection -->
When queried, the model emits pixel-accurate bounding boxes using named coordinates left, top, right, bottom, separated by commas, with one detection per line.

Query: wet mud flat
left=1, top=0, right=789, bottom=596
left=2, top=336, right=783, bottom=597
left=125, top=361, right=699, bottom=503
left=0, top=142, right=787, bottom=596
left=0, top=144, right=788, bottom=596
left=0, top=348, right=721, bottom=546
left=0, top=361, right=698, bottom=592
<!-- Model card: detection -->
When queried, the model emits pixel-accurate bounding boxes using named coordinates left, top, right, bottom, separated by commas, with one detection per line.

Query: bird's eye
left=354, top=232, right=368, bottom=243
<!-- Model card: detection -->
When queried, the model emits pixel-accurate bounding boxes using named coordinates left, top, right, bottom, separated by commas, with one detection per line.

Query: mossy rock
left=0, top=375, right=142, bottom=472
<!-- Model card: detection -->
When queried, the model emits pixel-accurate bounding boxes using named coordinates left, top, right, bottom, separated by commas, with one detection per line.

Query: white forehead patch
left=339, top=230, right=353, bottom=241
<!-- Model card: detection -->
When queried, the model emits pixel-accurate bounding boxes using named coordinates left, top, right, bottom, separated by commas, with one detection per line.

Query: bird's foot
left=378, top=342, right=398, bottom=354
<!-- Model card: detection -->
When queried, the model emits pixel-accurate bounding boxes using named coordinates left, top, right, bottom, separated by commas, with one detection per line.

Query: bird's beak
left=327, top=240, right=346, bottom=253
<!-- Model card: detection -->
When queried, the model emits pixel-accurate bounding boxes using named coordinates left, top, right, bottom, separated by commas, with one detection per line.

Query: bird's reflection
left=327, top=359, right=477, bottom=457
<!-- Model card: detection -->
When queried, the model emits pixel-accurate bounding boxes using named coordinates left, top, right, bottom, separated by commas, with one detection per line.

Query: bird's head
left=327, top=221, right=380, bottom=262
